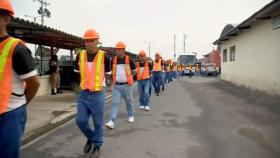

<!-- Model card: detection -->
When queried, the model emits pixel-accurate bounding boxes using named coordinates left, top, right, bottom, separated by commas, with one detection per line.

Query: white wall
left=36, top=75, right=51, bottom=96
left=220, top=19, right=280, bottom=95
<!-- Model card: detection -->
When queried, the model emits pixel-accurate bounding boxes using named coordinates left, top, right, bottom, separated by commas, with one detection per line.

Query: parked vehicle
left=206, top=63, right=218, bottom=76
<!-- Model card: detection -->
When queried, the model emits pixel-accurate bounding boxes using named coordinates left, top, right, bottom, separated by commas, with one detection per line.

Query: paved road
left=21, top=77, right=280, bottom=158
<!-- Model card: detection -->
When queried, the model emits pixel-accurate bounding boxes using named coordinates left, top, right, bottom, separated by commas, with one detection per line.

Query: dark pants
left=152, top=71, right=162, bottom=94
left=0, top=105, right=27, bottom=158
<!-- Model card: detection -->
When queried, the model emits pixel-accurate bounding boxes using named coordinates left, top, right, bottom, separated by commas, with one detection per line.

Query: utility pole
left=33, top=0, right=51, bottom=75
left=174, top=34, right=176, bottom=61
left=145, top=41, right=155, bottom=58
left=33, top=0, right=51, bottom=25
left=183, top=34, right=187, bottom=53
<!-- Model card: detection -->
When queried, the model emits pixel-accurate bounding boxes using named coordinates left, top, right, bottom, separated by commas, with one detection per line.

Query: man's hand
left=24, top=76, right=40, bottom=104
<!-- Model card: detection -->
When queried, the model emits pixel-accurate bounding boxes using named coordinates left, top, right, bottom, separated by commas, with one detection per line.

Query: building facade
left=214, top=0, right=280, bottom=95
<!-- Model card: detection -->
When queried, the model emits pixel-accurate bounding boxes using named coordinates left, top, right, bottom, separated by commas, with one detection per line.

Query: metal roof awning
left=7, top=17, right=84, bottom=50
left=7, top=17, right=137, bottom=58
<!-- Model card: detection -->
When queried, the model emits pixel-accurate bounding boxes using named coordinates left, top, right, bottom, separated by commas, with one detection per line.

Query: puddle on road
left=239, top=127, right=280, bottom=157
left=158, top=119, right=188, bottom=129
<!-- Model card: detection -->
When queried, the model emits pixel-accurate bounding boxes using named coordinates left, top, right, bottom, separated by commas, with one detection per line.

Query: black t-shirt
left=0, top=35, right=36, bottom=76
left=74, top=51, right=112, bottom=73
left=49, top=59, right=58, bottom=73
left=113, top=56, right=136, bottom=70
left=139, top=62, right=153, bottom=71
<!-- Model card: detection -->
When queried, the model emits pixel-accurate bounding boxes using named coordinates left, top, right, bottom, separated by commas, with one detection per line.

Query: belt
left=139, top=78, right=150, bottom=81
left=115, top=82, right=128, bottom=85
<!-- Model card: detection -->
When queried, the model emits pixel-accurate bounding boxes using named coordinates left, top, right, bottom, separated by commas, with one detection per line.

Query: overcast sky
left=12, top=0, right=272, bottom=59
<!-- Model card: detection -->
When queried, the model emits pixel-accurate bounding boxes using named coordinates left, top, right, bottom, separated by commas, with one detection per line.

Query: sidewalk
left=22, top=91, right=112, bottom=145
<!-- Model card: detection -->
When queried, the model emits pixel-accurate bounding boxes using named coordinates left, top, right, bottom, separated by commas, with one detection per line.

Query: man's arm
left=24, top=76, right=40, bottom=104
left=104, top=54, right=112, bottom=84
left=13, top=43, right=40, bottom=104
left=74, top=54, right=80, bottom=73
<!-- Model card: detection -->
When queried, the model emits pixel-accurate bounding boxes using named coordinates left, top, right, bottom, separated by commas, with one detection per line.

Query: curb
left=22, top=94, right=112, bottom=146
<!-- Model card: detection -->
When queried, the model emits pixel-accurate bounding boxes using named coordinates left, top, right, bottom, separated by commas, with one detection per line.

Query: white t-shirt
left=116, top=64, right=128, bottom=83
left=7, top=69, right=37, bottom=111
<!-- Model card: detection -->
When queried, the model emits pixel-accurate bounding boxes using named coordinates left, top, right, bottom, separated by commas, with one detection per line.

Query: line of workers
left=74, top=29, right=192, bottom=157
left=0, top=1, right=192, bottom=157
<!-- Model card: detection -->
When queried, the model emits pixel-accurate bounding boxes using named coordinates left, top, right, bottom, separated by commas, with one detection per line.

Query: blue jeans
left=137, top=79, right=151, bottom=106
left=0, top=105, right=27, bottom=158
left=109, top=84, right=134, bottom=122
left=165, top=72, right=172, bottom=84
left=161, top=72, right=165, bottom=88
left=152, top=71, right=162, bottom=94
left=76, top=89, right=105, bottom=147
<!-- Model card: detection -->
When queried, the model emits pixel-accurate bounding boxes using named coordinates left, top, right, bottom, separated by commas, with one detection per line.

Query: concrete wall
left=36, top=75, right=51, bottom=96
left=220, top=19, right=280, bottom=95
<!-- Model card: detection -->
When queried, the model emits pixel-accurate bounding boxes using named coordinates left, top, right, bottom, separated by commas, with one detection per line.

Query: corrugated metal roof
left=7, top=17, right=84, bottom=49
left=214, top=0, right=280, bottom=45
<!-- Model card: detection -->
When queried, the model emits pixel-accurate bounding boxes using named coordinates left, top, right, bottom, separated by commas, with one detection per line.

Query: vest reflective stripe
left=166, top=65, right=171, bottom=72
left=173, top=65, right=177, bottom=71
left=153, top=59, right=162, bottom=71
left=0, top=37, right=21, bottom=114
left=112, top=55, right=133, bottom=85
left=136, top=61, right=150, bottom=80
left=79, top=50, right=105, bottom=91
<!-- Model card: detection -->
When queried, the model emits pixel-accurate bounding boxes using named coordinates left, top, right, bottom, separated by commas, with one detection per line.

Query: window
left=230, top=46, right=236, bottom=62
left=272, top=16, right=280, bottom=30
left=223, top=49, right=227, bottom=62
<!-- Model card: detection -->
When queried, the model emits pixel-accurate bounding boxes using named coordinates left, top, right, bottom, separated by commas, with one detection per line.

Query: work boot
left=90, top=146, right=101, bottom=158
left=51, top=89, right=56, bottom=95
left=84, top=139, right=92, bottom=154
left=57, top=88, right=63, bottom=94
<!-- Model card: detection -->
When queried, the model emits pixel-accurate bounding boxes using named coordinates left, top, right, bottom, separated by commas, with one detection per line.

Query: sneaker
left=83, top=139, right=92, bottom=154
left=105, top=120, right=114, bottom=129
left=91, top=146, right=101, bottom=158
left=145, top=106, right=150, bottom=111
left=139, top=106, right=144, bottom=110
left=156, top=93, right=159, bottom=96
left=128, top=117, right=134, bottom=123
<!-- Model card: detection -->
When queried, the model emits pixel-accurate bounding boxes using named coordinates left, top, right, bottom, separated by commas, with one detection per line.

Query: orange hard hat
left=0, top=0, right=14, bottom=16
left=138, top=50, right=146, bottom=57
left=84, top=29, right=100, bottom=40
left=115, top=41, right=126, bottom=49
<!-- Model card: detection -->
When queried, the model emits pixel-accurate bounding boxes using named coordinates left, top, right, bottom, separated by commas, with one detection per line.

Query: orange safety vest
left=153, top=59, right=162, bottom=71
left=0, top=37, right=22, bottom=115
left=173, top=65, right=177, bottom=71
left=79, top=50, right=105, bottom=91
left=166, top=65, right=171, bottom=72
left=136, top=61, right=150, bottom=80
left=112, top=55, right=134, bottom=85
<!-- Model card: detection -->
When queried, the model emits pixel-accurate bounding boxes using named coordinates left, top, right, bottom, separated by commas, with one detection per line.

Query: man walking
left=106, top=41, right=136, bottom=129
left=74, top=29, right=112, bottom=157
left=0, top=1, right=40, bottom=157
left=136, top=50, right=152, bottom=111
left=152, top=52, right=164, bottom=96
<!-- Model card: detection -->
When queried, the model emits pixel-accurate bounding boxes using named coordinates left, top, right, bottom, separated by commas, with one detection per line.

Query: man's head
left=115, top=41, right=126, bottom=58
left=138, top=50, right=147, bottom=63
left=155, top=52, right=160, bottom=60
left=83, top=29, right=100, bottom=53
left=0, top=0, right=14, bottom=30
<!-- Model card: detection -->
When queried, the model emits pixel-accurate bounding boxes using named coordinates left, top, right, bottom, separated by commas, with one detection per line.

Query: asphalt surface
left=21, top=77, right=280, bottom=158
